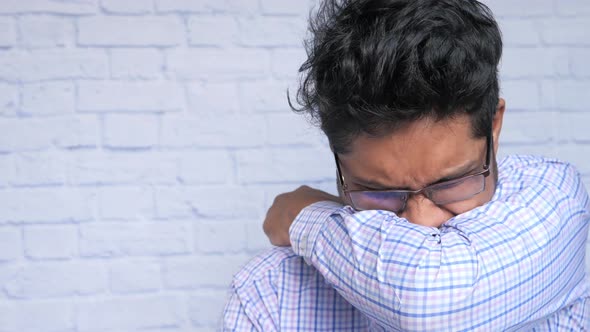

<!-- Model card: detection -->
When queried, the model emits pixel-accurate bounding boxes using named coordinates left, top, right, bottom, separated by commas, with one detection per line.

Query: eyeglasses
left=334, top=133, right=492, bottom=213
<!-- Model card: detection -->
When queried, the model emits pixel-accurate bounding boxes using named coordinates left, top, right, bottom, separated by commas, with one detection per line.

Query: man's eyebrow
left=352, top=177, right=392, bottom=190
left=428, top=162, right=479, bottom=185
left=350, top=160, right=479, bottom=191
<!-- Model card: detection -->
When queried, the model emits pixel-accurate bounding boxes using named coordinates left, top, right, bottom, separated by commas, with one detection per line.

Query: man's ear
left=492, top=98, right=506, bottom=155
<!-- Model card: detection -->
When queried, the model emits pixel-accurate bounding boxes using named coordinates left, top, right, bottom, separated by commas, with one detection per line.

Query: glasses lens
left=429, top=174, right=486, bottom=205
left=349, top=190, right=407, bottom=212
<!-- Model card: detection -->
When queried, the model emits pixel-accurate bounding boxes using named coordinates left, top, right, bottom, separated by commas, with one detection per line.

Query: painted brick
left=155, top=0, right=222, bottom=13
left=238, top=17, right=306, bottom=47
left=155, top=0, right=258, bottom=14
left=152, top=186, right=194, bottom=219
left=0, top=301, right=74, bottom=332
left=166, top=48, right=269, bottom=80
left=100, top=0, right=153, bottom=14
left=236, top=147, right=334, bottom=184
left=271, top=48, right=307, bottom=79
left=187, top=81, right=240, bottom=114
left=501, top=80, right=540, bottom=111
left=557, top=113, right=590, bottom=142
left=500, top=48, right=569, bottom=79
left=79, top=222, right=191, bottom=257
left=0, top=17, right=15, bottom=47
left=195, top=220, right=247, bottom=253
left=97, top=186, right=155, bottom=220
left=22, top=81, right=75, bottom=116
left=542, top=48, right=571, bottom=77
left=66, top=151, right=178, bottom=185
left=541, top=80, right=590, bottom=112
left=0, top=118, right=54, bottom=151
left=19, top=15, right=74, bottom=48
left=76, top=296, right=182, bottom=331
left=0, top=154, right=14, bottom=187
left=481, top=0, right=553, bottom=17
left=540, top=80, right=559, bottom=111
left=109, top=259, right=161, bottom=294
left=78, top=80, right=184, bottom=112
left=266, top=113, right=319, bottom=145
left=54, top=116, right=101, bottom=149
left=177, top=151, right=232, bottom=185
left=215, top=0, right=260, bottom=14
left=0, top=49, right=108, bottom=82
left=78, top=16, right=183, bottom=47
left=12, top=151, right=67, bottom=186
left=0, top=82, right=18, bottom=116
left=160, top=114, right=266, bottom=148
left=187, top=291, right=228, bottom=326
left=110, top=48, right=163, bottom=79
left=0, top=227, right=21, bottom=262
left=245, top=221, right=270, bottom=252
left=24, top=225, right=77, bottom=260
left=541, top=19, right=590, bottom=46
left=155, top=186, right=264, bottom=219
left=187, top=16, right=239, bottom=46
left=0, top=117, right=99, bottom=152
left=3, top=262, right=107, bottom=299
left=259, top=0, right=310, bottom=15
left=0, top=1, right=96, bottom=14
left=497, top=19, right=540, bottom=46
left=163, top=255, right=248, bottom=289
left=103, top=114, right=159, bottom=148
left=556, top=0, right=590, bottom=15
left=0, top=264, right=19, bottom=288
left=570, top=49, right=590, bottom=78
left=239, top=80, right=290, bottom=112
left=553, top=145, right=590, bottom=175
left=0, top=188, right=94, bottom=224
left=500, top=112, right=555, bottom=145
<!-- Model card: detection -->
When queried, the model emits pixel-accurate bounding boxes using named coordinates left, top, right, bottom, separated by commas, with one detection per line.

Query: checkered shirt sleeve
left=290, top=155, right=590, bottom=331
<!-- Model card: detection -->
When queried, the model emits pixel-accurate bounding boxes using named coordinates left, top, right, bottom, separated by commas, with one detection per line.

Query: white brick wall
left=0, top=0, right=588, bottom=331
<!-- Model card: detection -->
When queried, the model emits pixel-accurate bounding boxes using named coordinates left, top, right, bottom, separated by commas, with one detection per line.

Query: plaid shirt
left=222, top=155, right=590, bottom=331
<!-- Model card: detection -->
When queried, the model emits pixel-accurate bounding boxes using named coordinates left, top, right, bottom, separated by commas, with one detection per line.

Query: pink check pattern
left=223, top=155, right=590, bottom=331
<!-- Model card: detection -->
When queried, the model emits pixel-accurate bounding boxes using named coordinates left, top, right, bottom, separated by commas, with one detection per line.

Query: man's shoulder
left=499, top=154, right=575, bottom=172
left=226, top=247, right=372, bottom=331
left=499, top=154, right=581, bottom=189
left=495, top=155, right=589, bottom=215
left=232, top=246, right=308, bottom=290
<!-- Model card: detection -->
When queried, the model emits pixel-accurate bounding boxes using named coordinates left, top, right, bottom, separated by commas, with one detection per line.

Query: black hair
left=291, top=0, right=503, bottom=153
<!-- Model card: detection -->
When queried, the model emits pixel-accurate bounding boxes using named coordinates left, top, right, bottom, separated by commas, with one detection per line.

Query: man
left=223, top=0, right=590, bottom=330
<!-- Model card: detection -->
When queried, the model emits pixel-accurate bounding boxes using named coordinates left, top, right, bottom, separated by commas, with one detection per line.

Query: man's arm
left=269, top=159, right=590, bottom=330
left=222, top=289, right=259, bottom=331
left=263, top=185, right=342, bottom=246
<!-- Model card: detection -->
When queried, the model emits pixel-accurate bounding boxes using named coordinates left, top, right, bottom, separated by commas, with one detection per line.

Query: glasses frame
left=334, top=132, right=493, bottom=212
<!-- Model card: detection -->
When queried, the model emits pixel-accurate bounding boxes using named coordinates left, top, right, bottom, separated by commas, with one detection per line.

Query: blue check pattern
left=222, top=155, right=590, bottom=331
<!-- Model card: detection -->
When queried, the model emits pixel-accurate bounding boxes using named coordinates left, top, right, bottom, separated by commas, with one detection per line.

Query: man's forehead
left=339, top=115, right=485, bottom=190
left=345, top=115, right=475, bottom=155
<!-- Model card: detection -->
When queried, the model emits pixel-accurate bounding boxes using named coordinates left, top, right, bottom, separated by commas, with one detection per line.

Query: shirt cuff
left=289, top=200, right=344, bottom=264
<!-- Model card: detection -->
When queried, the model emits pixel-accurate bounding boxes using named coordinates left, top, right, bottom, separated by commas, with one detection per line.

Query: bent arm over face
left=224, top=156, right=590, bottom=330
left=290, top=156, right=590, bottom=330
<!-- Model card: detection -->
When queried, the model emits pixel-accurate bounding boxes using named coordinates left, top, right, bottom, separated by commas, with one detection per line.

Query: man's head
left=294, top=0, right=505, bottom=226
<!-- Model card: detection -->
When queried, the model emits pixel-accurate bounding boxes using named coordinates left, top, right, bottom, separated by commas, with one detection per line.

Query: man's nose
left=398, top=194, right=454, bottom=228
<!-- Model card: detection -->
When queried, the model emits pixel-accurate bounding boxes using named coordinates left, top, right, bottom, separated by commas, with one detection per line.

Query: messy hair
left=292, top=0, right=502, bottom=153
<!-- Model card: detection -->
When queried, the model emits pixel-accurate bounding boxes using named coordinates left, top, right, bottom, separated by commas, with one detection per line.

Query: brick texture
left=0, top=1, right=588, bottom=331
